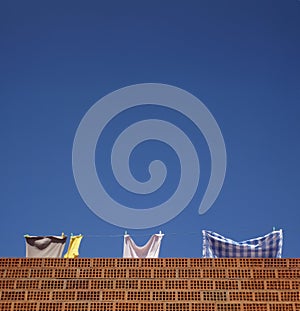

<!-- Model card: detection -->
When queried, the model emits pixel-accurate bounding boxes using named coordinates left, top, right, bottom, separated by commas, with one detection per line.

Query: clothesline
left=24, top=230, right=283, bottom=259
left=84, top=231, right=200, bottom=238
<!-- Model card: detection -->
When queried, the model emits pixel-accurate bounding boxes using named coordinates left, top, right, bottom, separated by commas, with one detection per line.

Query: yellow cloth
left=64, top=235, right=83, bottom=258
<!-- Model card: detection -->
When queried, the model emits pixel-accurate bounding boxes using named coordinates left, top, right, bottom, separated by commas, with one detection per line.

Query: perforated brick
left=127, top=291, right=151, bottom=301
left=66, top=258, right=91, bottom=268
left=91, top=258, right=115, bottom=267
left=141, top=258, right=165, bottom=268
left=116, top=258, right=140, bottom=267
left=264, top=259, right=287, bottom=267
left=40, top=280, right=64, bottom=290
left=64, top=302, right=89, bottom=311
left=30, top=269, right=53, bottom=278
left=190, top=258, right=213, bottom=268
left=238, top=259, right=264, bottom=268
left=215, top=280, right=238, bottom=290
left=140, top=280, right=164, bottom=290
left=27, top=290, right=50, bottom=301
left=115, top=279, right=138, bottom=289
left=191, top=302, right=215, bottom=311
left=43, top=258, right=66, bottom=267
left=266, top=280, right=291, bottom=290
left=202, top=269, right=226, bottom=278
left=277, top=269, right=300, bottom=278
left=165, top=258, right=189, bottom=267
left=216, top=303, right=241, bottom=311
left=51, top=290, right=76, bottom=300
left=102, top=268, right=127, bottom=278
left=214, top=258, right=238, bottom=268
left=0, top=258, right=20, bottom=267
left=165, top=280, right=189, bottom=290
left=154, top=269, right=177, bottom=278
left=166, top=302, right=190, bottom=311
left=102, top=290, right=125, bottom=301
left=254, top=292, right=279, bottom=301
left=153, top=291, right=177, bottom=301
left=178, top=291, right=202, bottom=301
left=77, top=290, right=102, bottom=300
left=243, top=303, right=268, bottom=311
left=203, top=291, right=227, bottom=301
left=53, top=268, right=77, bottom=278
left=79, top=268, right=102, bottom=278
left=90, top=302, right=114, bottom=311
left=252, top=269, right=276, bottom=279
left=288, top=258, right=300, bottom=267
left=1, top=290, right=25, bottom=301
left=0, top=280, right=15, bottom=289
left=129, top=268, right=152, bottom=278
left=5, top=269, right=29, bottom=278
left=19, top=259, right=44, bottom=268
left=65, top=279, right=89, bottom=290
left=292, top=280, right=300, bottom=289
left=240, top=280, right=265, bottom=290
left=269, top=303, right=294, bottom=311
left=13, top=302, right=37, bottom=311
left=0, top=302, right=12, bottom=311
left=91, top=279, right=115, bottom=290
left=178, top=269, right=201, bottom=278
left=229, top=292, right=253, bottom=301
left=227, top=269, right=252, bottom=279
left=38, top=302, right=63, bottom=311
left=190, top=280, right=214, bottom=290
left=140, top=302, right=164, bottom=311
left=115, top=302, right=139, bottom=311
left=280, top=291, right=300, bottom=301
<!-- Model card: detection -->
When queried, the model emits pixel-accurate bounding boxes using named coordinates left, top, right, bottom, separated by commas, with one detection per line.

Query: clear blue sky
left=1, top=1, right=300, bottom=258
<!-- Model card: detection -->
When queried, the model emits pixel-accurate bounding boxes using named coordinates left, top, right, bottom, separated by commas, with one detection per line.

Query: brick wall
left=0, top=258, right=300, bottom=311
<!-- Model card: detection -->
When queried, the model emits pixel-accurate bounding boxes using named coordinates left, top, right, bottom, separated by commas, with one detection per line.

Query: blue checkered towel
left=202, top=230, right=283, bottom=258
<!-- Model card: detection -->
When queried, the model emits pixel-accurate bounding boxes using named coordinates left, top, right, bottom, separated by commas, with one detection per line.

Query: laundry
left=25, top=234, right=67, bottom=258
left=202, top=229, right=283, bottom=258
left=64, top=235, right=83, bottom=258
left=123, top=233, right=164, bottom=258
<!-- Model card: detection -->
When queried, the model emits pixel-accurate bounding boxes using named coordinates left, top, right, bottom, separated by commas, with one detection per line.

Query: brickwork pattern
left=0, top=258, right=300, bottom=310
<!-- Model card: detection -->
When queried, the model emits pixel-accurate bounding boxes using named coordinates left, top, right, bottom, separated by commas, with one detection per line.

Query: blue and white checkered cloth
left=202, top=230, right=283, bottom=258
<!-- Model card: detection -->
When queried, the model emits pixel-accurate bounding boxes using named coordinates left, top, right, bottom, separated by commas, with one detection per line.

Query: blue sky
left=1, top=1, right=300, bottom=258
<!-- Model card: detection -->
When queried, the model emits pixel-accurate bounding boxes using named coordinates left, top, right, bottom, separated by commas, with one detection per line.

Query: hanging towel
left=64, top=235, right=83, bottom=258
left=123, top=233, right=164, bottom=258
left=25, top=235, right=67, bottom=258
left=202, top=230, right=283, bottom=258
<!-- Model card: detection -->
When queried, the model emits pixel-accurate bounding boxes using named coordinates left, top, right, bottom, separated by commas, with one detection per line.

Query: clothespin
left=272, top=227, right=276, bottom=231
left=71, top=233, right=73, bottom=237
left=124, top=231, right=128, bottom=235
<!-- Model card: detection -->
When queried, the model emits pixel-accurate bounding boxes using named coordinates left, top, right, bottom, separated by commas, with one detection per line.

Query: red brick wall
left=0, top=258, right=300, bottom=311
